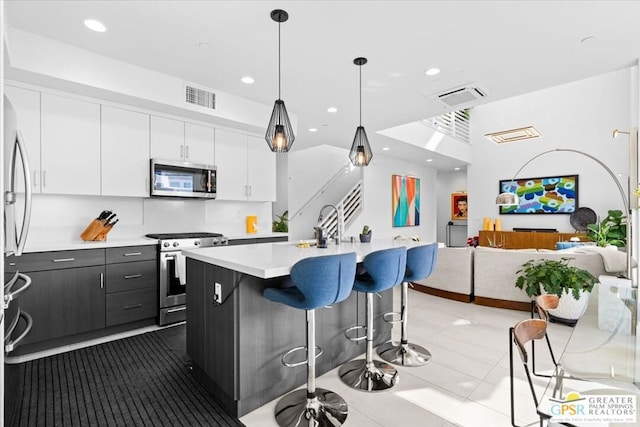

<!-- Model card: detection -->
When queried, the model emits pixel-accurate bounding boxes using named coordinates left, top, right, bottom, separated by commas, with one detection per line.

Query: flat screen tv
left=498, top=174, right=578, bottom=214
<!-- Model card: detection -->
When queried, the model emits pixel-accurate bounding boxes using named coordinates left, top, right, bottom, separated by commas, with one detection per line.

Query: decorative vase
left=359, top=232, right=372, bottom=243
left=542, top=288, right=591, bottom=326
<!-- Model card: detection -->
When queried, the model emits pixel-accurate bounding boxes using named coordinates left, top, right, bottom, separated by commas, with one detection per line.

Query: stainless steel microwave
left=150, top=159, right=217, bottom=199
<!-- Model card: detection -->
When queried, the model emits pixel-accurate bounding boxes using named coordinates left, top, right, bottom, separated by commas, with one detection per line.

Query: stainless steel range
left=146, top=232, right=228, bottom=325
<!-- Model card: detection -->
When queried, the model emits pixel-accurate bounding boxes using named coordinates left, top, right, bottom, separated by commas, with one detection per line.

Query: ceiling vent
left=485, top=126, right=541, bottom=144
left=185, top=84, right=216, bottom=110
left=435, top=85, right=487, bottom=108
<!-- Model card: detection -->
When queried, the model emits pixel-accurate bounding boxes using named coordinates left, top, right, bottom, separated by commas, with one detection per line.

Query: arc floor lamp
left=496, top=129, right=638, bottom=286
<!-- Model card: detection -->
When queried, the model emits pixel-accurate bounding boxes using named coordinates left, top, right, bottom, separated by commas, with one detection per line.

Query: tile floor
left=239, top=290, right=574, bottom=427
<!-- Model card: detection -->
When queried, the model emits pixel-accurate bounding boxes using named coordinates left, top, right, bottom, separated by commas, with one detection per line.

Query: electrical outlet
left=214, top=283, right=222, bottom=304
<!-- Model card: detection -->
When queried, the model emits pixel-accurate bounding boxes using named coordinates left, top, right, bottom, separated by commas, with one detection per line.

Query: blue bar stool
left=263, top=252, right=357, bottom=427
left=378, top=243, right=438, bottom=366
left=339, top=247, right=407, bottom=392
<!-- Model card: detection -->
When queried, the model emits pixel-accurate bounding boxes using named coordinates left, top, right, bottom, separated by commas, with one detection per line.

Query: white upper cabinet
left=215, top=129, right=248, bottom=201
left=215, top=129, right=276, bottom=201
left=184, top=122, right=215, bottom=165
left=150, top=116, right=184, bottom=161
left=246, top=135, right=276, bottom=201
left=4, top=85, right=42, bottom=194
left=101, top=106, right=150, bottom=197
left=41, top=93, right=101, bottom=195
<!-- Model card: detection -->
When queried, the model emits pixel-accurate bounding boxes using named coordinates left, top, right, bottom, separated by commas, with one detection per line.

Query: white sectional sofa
left=473, top=246, right=609, bottom=310
left=414, top=246, right=474, bottom=302
left=414, top=245, right=623, bottom=311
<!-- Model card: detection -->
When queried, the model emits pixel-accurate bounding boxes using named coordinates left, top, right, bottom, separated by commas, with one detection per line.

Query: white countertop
left=182, top=238, right=431, bottom=279
left=23, top=236, right=158, bottom=253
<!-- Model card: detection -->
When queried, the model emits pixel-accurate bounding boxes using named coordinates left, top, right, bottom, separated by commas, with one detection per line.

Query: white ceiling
left=5, top=1, right=640, bottom=170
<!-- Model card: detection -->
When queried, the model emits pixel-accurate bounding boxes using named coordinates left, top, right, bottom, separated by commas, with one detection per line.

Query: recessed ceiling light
left=241, top=76, right=254, bottom=84
left=382, top=147, right=390, bottom=151
left=199, top=42, right=211, bottom=49
left=309, top=128, right=318, bottom=132
left=327, top=107, right=338, bottom=113
left=426, top=159, right=433, bottom=162
left=84, top=19, right=106, bottom=33
left=425, top=68, right=440, bottom=76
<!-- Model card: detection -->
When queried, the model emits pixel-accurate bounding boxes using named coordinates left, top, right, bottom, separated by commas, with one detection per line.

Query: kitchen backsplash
left=25, top=193, right=274, bottom=245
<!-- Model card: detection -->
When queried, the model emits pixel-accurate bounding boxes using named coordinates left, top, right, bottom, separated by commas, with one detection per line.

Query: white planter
left=542, top=288, right=591, bottom=325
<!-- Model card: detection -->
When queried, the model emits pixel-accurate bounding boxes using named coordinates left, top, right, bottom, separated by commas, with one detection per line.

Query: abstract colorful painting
left=392, top=175, right=420, bottom=227
left=498, top=174, right=578, bottom=214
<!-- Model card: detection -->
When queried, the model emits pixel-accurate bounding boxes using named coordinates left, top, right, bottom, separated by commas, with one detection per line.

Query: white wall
left=469, top=68, right=632, bottom=235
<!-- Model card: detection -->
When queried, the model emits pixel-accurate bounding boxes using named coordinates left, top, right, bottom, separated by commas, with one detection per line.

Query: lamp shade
left=496, top=191, right=519, bottom=206
left=349, top=126, right=373, bottom=166
left=265, top=99, right=295, bottom=152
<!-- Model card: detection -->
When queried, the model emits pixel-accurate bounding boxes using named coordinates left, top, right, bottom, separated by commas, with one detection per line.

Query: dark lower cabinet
left=18, top=265, right=106, bottom=345
left=5, top=245, right=158, bottom=353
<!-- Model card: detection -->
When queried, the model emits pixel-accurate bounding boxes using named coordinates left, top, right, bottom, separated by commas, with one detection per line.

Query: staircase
left=289, top=162, right=364, bottom=241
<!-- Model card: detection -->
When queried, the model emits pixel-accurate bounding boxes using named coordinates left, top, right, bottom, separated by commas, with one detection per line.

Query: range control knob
left=173, top=242, right=180, bottom=247
left=163, top=242, right=170, bottom=248
left=194, top=240, right=201, bottom=246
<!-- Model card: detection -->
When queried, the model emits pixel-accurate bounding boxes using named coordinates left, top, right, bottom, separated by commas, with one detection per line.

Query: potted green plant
left=272, top=210, right=288, bottom=232
left=586, top=209, right=626, bottom=248
left=515, top=257, right=597, bottom=325
left=359, top=225, right=372, bottom=243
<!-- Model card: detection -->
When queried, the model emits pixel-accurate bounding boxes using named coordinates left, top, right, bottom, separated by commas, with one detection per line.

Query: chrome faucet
left=317, top=204, right=342, bottom=245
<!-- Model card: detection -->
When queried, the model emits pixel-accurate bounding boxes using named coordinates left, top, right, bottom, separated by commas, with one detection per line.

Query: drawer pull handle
left=124, top=303, right=143, bottom=310
left=53, top=258, right=75, bottom=263
left=167, top=306, right=186, bottom=313
left=124, top=274, right=142, bottom=279
left=124, top=252, right=142, bottom=257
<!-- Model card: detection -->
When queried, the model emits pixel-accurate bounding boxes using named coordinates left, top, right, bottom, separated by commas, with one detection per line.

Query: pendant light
left=349, top=57, right=373, bottom=167
left=265, top=9, right=295, bottom=153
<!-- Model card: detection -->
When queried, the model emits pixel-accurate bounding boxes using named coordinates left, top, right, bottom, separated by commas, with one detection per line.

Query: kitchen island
left=182, top=239, right=426, bottom=417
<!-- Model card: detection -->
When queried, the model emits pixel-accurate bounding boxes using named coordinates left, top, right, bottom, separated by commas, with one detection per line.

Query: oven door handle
left=163, top=254, right=177, bottom=260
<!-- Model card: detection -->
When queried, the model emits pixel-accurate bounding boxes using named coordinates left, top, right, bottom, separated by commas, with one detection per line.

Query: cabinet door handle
left=167, top=306, right=186, bottom=313
left=180, top=145, right=184, bottom=159
left=248, top=185, right=252, bottom=197
left=124, top=274, right=142, bottom=279
left=186, top=145, right=189, bottom=159
left=100, top=273, right=104, bottom=289
left=53, top=257, right=75, bottom=263
left=42, top=170, right=46, bottom=187
left=124, top=303, right=142, bottom=310
left=124, top=252, right=142, bottom=257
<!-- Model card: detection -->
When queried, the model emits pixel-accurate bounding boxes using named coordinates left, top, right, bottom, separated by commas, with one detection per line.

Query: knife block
left=80, top=219, right=114, bottom=241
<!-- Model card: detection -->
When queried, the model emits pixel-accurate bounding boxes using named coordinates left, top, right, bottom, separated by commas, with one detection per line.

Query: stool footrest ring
left=282, top=345, right=324, bottom=368
left=382, top=311, right=402, bottom=325
left=344, top=325, right=370, bottom=342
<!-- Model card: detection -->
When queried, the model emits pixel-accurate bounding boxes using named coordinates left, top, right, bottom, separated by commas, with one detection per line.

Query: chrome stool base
left=274, top=388, right=348, bottom=427
left=338, top=359, right=399, bottom=392
left=377, top=341, right=431, bottom=366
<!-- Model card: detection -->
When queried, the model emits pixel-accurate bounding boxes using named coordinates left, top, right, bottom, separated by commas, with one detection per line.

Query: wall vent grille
left=185, top=85, right=216, bottom=110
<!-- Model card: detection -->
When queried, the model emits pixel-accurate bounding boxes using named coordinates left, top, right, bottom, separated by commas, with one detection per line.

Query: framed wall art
left=392, top=174, right=420, bottom=227
left=451, top=193, right=468, bottom=220
left=498, top=174, right=578, bottom=214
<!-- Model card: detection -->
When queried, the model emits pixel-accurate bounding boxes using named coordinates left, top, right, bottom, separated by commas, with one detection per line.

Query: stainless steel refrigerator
left=2, top=94, right=34, bottom=425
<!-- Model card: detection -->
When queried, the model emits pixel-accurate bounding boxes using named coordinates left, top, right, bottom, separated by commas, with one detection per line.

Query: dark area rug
left=9, top=324, right=245, bottom=427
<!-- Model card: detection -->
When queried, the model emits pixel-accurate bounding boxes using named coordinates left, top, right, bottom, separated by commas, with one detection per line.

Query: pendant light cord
left=278, top=21, right=281, bottom=100
left=359, top=64, right=362, bottom=125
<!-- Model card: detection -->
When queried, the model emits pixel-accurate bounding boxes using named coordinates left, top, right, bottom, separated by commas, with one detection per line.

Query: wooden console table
left=478, top=230, right=588, bottom=250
